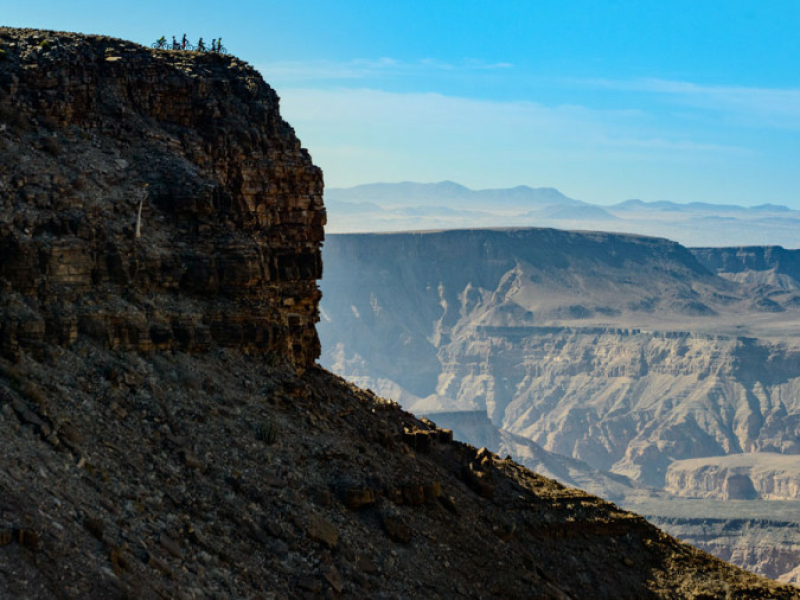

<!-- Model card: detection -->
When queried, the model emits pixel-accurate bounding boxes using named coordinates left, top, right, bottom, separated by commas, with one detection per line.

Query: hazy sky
left=5, top=1, right=800, bottom=206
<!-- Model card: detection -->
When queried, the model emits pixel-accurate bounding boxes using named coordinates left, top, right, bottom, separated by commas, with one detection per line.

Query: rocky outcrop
left=0, top=27, right=325, bottom=366
left=665, top=453, right=800, bottom=500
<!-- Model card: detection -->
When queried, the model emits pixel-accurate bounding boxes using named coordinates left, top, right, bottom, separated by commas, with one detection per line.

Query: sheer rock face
left=0, top=27, right=325, bottom=366
left=665, top=453, right=800, bottom=500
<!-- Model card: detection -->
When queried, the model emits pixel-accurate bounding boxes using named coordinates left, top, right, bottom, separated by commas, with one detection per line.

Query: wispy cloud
left=281, top=87, right=745, bottom=153
left=260, top=57, right=513, bottom=83
left=581, top=77, right=800, bottom=129
left=278, top=87, right=750, bottom=196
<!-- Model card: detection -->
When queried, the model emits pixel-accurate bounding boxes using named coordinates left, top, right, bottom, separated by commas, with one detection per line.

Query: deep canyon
left=320, top=228, right=800, bottom=584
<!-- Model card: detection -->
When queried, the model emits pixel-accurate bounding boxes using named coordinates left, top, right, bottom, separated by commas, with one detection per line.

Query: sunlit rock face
left=665, top=454, right=800, bottom=500
left=320, top=228, right=800, bottom=488
left=0, top=27, right=325, bottom=366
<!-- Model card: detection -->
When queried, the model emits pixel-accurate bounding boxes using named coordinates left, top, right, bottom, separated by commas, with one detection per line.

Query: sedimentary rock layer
left=0, top=28, right=325, bottom=366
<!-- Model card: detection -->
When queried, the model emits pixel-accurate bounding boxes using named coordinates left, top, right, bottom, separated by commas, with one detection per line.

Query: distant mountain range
left=325, top=182, right=800, bottom=248
left=326, top=181, right=583, bottom=208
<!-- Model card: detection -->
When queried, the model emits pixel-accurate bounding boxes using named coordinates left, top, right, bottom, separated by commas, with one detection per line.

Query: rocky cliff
left=0, top=27, right=325, bottom=367
left=665, top=453, right=800, bottom=500
left=0, top=28, right=796, bottom=598
left=692, top=246, right=800, bottom=292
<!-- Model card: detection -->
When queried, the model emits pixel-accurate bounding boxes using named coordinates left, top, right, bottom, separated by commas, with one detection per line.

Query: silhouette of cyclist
left=172, top=35, right=179, bottom=50
left=181, top=33, right=187, bottom=50
left=197, top=37, right=206, bottom=52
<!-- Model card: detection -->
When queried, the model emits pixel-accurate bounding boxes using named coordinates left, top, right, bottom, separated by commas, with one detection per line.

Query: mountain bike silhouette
left=151, top=38, right=168, bottom=50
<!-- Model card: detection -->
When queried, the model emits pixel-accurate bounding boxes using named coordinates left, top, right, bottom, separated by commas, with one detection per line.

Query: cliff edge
left=0, top=27, right=325, bottom=367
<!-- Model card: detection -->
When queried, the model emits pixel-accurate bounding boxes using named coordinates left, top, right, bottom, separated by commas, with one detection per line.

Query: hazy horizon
left=323, top=180, right=800, bottom=248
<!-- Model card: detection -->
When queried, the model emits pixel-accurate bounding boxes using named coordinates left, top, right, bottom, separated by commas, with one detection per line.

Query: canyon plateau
left=2, top=27, right=794, bottom=598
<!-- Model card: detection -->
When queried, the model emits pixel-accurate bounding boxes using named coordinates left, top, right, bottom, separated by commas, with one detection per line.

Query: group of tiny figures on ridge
left=152, top=34, right=227, bottom=54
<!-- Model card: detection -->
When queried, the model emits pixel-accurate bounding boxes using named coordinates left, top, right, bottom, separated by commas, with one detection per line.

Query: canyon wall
left=320, top=229, right=800, bottom=582
left=0, top=28, right=325, bottom=366
left=320, top=229, right=800, bottom=487
left=692, top=246, right=800, bottom=291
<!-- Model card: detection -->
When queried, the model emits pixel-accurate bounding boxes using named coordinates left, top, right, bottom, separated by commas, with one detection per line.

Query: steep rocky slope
left=0, top=27, right=796, bottom=598
left=5, top=342, right=796, bottom=599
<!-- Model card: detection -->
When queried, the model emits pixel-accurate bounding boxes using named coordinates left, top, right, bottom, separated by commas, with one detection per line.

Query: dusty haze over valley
left=325, top=182, right=800, bottom=249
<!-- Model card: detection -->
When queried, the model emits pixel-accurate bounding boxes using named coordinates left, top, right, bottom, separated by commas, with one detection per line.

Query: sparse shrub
left=38, top=40, right=51, bottom=51
left=254, top=418, right=279, bottom=445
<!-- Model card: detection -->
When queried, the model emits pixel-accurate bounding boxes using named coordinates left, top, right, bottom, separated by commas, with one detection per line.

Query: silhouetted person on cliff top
left=172, top=35, right=179, bottom=50
left=197, top=37, right=205, bottom=52
left=181, top=34, right=187, bottom=50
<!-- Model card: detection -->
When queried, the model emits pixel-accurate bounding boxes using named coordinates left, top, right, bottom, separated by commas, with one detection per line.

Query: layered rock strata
left=319, top=229, right=800, bottom=583
left=665, top=453, right=800, bottom=500
left=0, top=27, right=324, bottom=366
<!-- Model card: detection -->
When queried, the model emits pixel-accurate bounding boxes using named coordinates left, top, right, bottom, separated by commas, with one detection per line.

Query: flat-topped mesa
left=0, top=28, right=325, bottom=366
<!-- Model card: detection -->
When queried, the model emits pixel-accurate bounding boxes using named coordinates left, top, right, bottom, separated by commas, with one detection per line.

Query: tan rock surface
left=666, top=453, right=800, bottom=500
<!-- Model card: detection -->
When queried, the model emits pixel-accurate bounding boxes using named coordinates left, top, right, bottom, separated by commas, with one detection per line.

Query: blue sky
left=5, top=1, right=800, bottom=206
